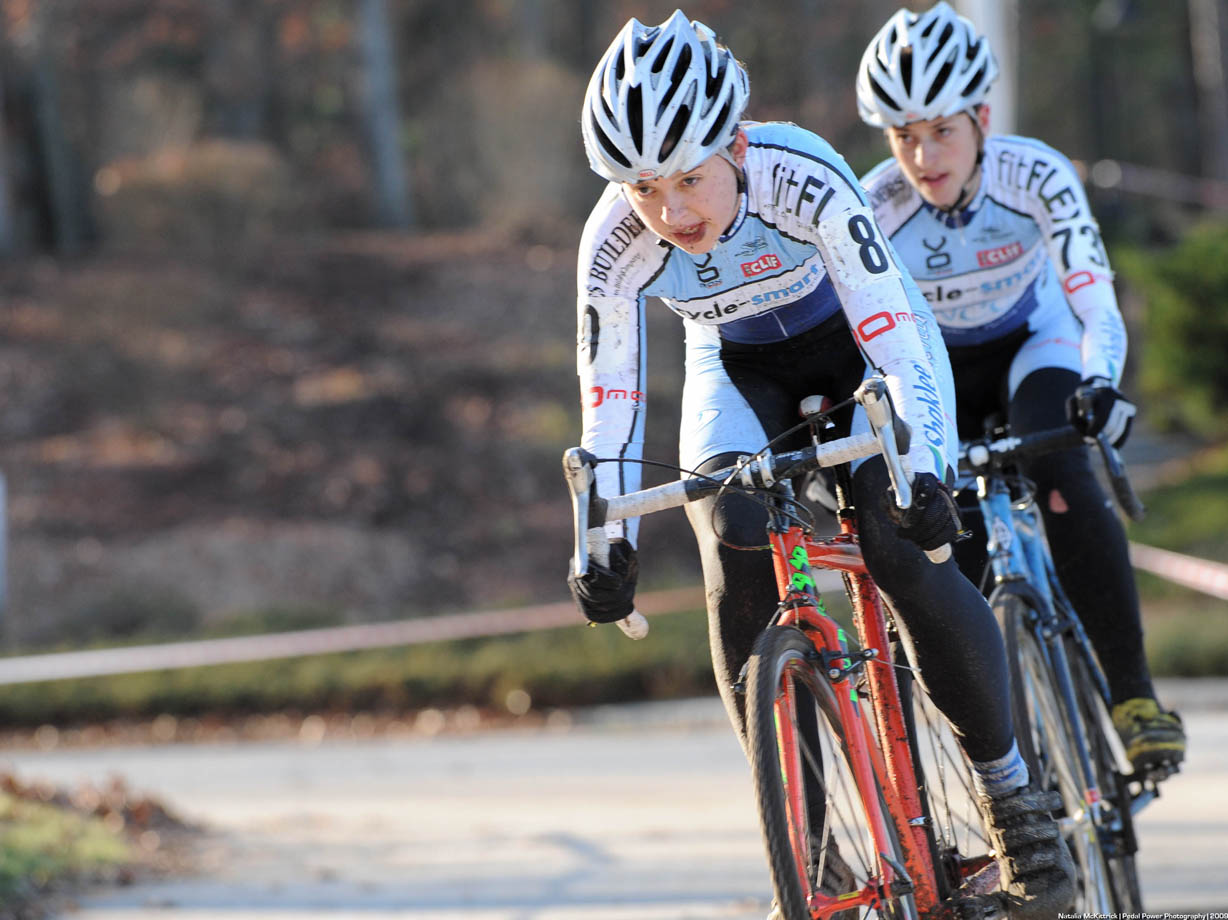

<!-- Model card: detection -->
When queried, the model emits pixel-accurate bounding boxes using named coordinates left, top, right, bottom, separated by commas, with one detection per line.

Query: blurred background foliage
left=0, top=0, right=1223, bottom=656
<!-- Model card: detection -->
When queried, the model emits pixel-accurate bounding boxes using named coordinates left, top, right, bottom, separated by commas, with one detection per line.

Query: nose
left=914, top=137, right=939, bottom=169
left=660, top=191, right=689, bottom=225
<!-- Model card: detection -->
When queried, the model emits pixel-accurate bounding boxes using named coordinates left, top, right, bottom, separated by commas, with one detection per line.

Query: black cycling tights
left=953, top=365, right=1154, bottom=705
left=683, top=319, right=1015, bottom=763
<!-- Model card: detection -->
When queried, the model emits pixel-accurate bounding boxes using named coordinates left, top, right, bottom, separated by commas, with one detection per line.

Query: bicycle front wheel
left=1066, top=636, right=1144, bottom=911
left=746, top=625, right=918, bottom=920
left=996, top=593, right=1117, bottom=913
left=902, top=657, right=995, bottom=899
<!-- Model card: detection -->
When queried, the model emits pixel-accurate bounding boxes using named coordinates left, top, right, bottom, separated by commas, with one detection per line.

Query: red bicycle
left=565, top=377, right=999, bottom=919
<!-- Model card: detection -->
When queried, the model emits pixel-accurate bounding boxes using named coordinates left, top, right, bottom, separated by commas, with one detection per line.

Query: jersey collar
left=719, top=183, right=749, bottom=243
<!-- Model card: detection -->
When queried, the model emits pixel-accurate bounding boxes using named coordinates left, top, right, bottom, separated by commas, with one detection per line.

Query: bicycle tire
left=995, top=592, right=1118, bottom=913
left=747, top=624, right=918, bottom=920
left=1065, top=636, right=1144, bottom=911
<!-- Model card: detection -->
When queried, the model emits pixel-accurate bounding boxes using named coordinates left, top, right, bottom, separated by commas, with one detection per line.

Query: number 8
left=848, top=214, right=888, bottom=274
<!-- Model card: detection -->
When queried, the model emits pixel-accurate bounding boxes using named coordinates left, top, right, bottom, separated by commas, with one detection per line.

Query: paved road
left=3, top=681, right=1225, bottom=919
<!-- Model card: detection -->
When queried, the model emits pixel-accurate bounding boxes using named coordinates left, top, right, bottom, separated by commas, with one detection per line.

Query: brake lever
left=1093, top=433, right=1146, bottom=522
left=857, top=377, right=950, bottom=563
left=562, top=447, right=649, bottom=640
left=563, top=447, right=596, bottom=577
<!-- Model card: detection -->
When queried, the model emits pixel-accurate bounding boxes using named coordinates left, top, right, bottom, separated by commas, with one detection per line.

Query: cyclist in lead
left=855, top=2, right=1186, bottom=778
left=569, top=10, right=1072, bottom=917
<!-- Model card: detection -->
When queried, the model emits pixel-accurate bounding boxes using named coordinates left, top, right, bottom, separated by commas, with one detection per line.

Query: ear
left=976, top=103, right=991, bottom=133
left=730, top=127, right=749, bottom=168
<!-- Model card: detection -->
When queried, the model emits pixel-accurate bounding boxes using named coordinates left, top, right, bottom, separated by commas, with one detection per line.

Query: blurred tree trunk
left=518, top=0, right=544, bottom=58
left=358, top=0, right=412, bottom=229
left=31, top=0, right=87, bottom=255
left=955, top=0, right=1018, bottom=134
left=0, top=46, right=15, bottom=256
left=205, top=0, right=273, bottom=139
left=1189, top=0, right=1228, bottom=183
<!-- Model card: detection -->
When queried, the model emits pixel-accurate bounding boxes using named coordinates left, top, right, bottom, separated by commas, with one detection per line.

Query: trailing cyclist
left=855, top=2, right=1186, bottom=780
left=568, top=10, right=1073, bottom=917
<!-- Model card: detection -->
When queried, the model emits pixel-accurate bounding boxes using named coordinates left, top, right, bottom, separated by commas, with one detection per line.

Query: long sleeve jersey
left=576, top=121, right=953, bottom=511
left=860, top=134, right=1127, bottom=383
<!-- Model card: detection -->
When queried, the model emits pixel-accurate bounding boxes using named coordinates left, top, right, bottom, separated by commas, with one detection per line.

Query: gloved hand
left=567, top=539, right=638, bottom=624
left=886, top=472, right=961, bottom=551
left=1065, top=377, right=1136, bottom=448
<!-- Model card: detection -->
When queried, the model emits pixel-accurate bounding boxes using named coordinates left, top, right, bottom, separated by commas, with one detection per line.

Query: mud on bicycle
left=565, top=377, right=1038, bottom=919
left=954, top=419, right=1180, bottom=914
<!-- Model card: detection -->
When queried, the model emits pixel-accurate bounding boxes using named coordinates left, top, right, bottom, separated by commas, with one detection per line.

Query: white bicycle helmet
left=856, top=1, right=998, bottom=128
left=581, top=10, right=749, bottom=184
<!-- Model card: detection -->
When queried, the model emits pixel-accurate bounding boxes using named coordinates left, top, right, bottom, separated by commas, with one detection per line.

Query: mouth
left=672, top=223, right=706, bottom=247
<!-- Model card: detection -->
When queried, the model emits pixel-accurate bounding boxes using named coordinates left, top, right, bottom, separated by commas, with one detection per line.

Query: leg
left=1009, top=369, right=1152, bottom=703
left=684, top=450, right=778, bottom=744
left=677, top=327, right=800, bottom=745
left=852, top=456, right=1015, bottom=763
left=1010, top=367, right=1185, bottom=772
left=854, top=456, right=1075, bottom=915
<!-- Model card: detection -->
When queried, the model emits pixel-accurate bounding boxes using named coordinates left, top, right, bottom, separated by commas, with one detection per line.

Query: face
left=623, top=130, right=748, bottom=255
left=886, top=107, right=989, bottom=209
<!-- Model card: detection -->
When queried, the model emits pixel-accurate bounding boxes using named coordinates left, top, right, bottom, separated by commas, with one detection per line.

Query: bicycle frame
left=973, top=467, right=1115, bottom=825
left=766, top=495, right=954, bottom=916
left=564, top=377, right=990, bottom=917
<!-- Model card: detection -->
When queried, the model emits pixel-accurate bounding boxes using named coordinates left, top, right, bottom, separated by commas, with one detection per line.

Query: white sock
left=972, top=739, right=1030, bottom=799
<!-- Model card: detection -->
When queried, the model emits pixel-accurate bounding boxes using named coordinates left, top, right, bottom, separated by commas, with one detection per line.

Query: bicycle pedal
left=1143, top=760, right=1181, bottom=782
left=944, top=891, right=1007, bottom=920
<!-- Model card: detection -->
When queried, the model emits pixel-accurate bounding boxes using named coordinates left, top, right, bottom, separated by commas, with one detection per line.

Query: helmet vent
left=701, top=99, right=733, bottom=147
left=926, top=56, right=954, bottom=105
left=660, top=104, right=691, bottom=161
left=627, top=85, right=644, bottom=153
left=927, top=24, right=954, bottom=68
left=963, top=64, right=987, bottom=98
left=668, top=44, right=693, bottom=87
left=595, top=125, right=632, bottom=168
left=869, top=75, right=901, bottom=112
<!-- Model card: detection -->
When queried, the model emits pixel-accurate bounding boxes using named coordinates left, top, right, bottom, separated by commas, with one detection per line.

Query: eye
left=681, top=175, right=701, bottom=187
left=632, top=184, right=655, bottom=198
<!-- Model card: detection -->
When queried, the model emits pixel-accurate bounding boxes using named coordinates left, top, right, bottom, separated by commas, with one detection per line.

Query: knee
left=686, top=452, right=770, bottom=555
left=1023, top=450, right=1103, bottom=517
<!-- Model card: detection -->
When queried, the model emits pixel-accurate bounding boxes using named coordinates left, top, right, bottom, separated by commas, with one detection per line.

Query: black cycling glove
left=567, top=539, right=638, bottom=624
left=886, top=472, right=961, bottom=552
left=1065, top=377, right=1136, bottom=448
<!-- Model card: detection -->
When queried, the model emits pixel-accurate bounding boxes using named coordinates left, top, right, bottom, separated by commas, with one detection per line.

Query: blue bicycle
left=956, top=422, right=1167, bottom=913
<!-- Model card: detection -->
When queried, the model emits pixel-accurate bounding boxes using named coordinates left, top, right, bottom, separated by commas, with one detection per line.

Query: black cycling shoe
left=1112, top=697, right=1186, bottom=778
left=976, top=785, right=1075, bottom=920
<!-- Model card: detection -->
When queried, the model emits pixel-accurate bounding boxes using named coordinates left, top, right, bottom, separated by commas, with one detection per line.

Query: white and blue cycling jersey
left=861, top=134, right=1127, bottom=393
left=576, top=121, right=958, bottom=541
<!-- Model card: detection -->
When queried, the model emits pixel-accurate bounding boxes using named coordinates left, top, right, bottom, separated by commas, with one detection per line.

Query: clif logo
left=741, top=253, right=782, bottom=277
left=976, top=241, right=1024, bottom=268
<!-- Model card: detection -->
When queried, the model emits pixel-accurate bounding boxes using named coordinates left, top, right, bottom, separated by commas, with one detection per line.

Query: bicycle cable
left=591, top=394, right=857, bottom=551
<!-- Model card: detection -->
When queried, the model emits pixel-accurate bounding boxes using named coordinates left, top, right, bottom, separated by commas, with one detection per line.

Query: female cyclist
left=568, top=10, right=1072, bottom=917
left=855, top=1, right=1185, bottom=778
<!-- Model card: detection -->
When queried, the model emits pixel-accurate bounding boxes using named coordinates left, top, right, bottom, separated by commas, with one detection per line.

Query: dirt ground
left=0, top=230, right=699, bottom=648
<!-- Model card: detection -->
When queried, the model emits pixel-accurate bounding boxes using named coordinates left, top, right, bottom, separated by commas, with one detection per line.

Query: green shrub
left=1116, top=221, right=1228, bottom=438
